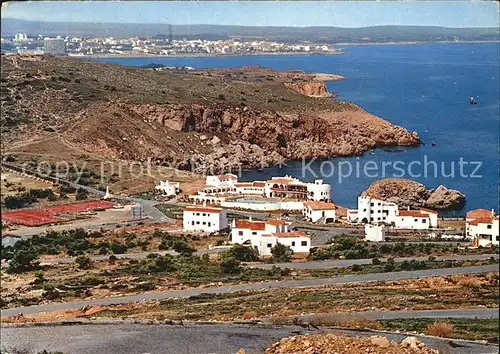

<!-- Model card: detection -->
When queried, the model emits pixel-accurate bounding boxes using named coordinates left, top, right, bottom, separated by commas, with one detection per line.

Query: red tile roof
left=253, top=181, right=266, bottom=188
left=419, top=207, right=438, bottom=214
left=468, top=217, right=496, bottom=226
left=184, top=206, right=222, bottom=213
left=266, top=219, right=286, bottom=226
left=272, top=231, right=310, bottom=238
left=398, top=210, right=428, bottom=218
left=304, top=201, right=336, bottom=210
left=218, top=174, right=238, bottom=180
left=234, top=220, right=266, bottom=231
left=268, top=178, right=295, bottom=185
left=466, top=209, right=494, bottom=219
left=235, top=183, right=253, bottom=187
left=369, top=195, right=384, bottom=201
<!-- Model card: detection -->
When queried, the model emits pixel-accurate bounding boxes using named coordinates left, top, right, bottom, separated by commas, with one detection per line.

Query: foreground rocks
left=362, top=178, right=466, bottom=210
left=264, top=334, right=438, bottom=354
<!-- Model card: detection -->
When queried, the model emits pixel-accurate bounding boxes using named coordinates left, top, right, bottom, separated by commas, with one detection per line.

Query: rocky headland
left=362, top=178, right=466, bottom=210
left=1, top=55, right=420, bottom=174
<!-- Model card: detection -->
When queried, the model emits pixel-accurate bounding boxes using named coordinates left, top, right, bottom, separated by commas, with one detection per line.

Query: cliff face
left=63, top=101, right=420, bottom=173
left=362, top=178, right=466, bottom=210
left=284, top=81, right=329, bottom=97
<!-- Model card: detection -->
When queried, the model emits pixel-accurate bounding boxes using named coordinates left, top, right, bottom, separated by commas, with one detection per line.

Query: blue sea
left=93, top=43, right=499, bottom=213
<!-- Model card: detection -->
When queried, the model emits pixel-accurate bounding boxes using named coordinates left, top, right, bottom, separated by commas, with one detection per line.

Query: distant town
left=1, top=33, right=345, bottom=57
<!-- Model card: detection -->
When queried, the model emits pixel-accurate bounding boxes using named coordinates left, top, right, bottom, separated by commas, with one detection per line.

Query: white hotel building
left=347, top=195, right=438, bottom=229
left=190, top=174, right=331, bottom=208
left=231, top=218, right=311, bottom=257
left=183, top=205, right=228, bottom=233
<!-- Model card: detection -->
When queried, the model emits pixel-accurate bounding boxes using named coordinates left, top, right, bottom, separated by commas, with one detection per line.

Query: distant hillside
left=2, top=18, right=498, bottom=43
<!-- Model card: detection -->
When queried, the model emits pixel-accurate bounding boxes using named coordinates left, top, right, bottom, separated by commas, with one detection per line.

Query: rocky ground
left=362, top=178, right=466, bottom=209
left=263, top=333, right=438, bottom=354
left=1, top=55, right=420, bottom=179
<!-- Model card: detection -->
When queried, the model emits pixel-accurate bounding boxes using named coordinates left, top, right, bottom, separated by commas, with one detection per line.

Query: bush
left=7, top=249, right=40, bottom=273
left=224, top=244, right=259, bottom=262
left=75, top=187, right=88, bottom=200
left=110, top=242, right=127, bottom=254
left=75, top=255, right=92, bottom=269
left=425, top=321, right=454, bottom=337
left=351, top=264, right=363, bottom=272
left=271, top=243, right=293, bottom=263
left=220, top=256, right=241, bottom=274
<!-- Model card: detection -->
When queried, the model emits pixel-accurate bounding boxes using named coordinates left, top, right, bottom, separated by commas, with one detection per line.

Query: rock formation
left=362, top=178, right=466, bottom=210
left=265, top=333, right=438, bottom=354
left=284, top=81, right=330, bottom=97
left=1, top=55, right=422, bottom=175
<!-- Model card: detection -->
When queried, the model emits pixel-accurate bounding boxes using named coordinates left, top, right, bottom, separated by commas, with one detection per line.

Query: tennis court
left=47, top=200, right=115, bottom=214
left=2, top=209, right=65, bottom=226
left=2, top=200, right=116, bottom=226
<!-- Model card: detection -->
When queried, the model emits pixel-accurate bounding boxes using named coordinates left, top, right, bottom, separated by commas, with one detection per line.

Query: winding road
left=2, top=264, right=498, bottom=317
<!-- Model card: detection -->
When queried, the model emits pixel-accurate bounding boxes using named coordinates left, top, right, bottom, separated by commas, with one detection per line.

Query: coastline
left=77, top=51, right=347, bottom=59
left=73, top=40, right=499, bottom=59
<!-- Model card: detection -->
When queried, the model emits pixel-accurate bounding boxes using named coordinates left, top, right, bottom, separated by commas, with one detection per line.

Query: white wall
left=183, top=209, right=228, bottom=233
left=394, top=215, right=430, bottom=229
left=420, top=210, right=438, bottom=228
left=303, top=206, right=336, bottom=223
left=365, top=224, right=386, bottom=242
left=257, top=236, right=310, bottom=257
left=306, top=180, right=331, bottom=201
left=469, top=219, right=499, bottom=246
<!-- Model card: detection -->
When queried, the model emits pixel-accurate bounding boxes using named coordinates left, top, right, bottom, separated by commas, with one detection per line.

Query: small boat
left=431, top=142, right=436, bottom=147
left=470, top=96, right=478, bottom=104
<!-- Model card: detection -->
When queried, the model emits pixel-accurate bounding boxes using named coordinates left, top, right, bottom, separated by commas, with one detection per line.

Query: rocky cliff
left=284, top=81, right=329, bottom=97
left=362, top=178, right=466, bottom=210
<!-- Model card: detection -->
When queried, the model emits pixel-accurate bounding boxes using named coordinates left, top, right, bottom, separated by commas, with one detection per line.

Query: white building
left=258, top=232, right=311, bottom=257
left=14, top=33, right=28, bottom=42
left=206, top=174, right=238, bottom=187
left=466, top=209, right=498, bottom=247
left=347, top=195, right=438, bottom=229
left=264, top=176, right=331, bottom=202
left=190, top=175, right=331, bottom=209
left=364, top=224, right=386, bottom=242
left=230, top=218, right=310, bottom=257
left=155, top=180, right=180, bottom=197
left=303, top=201, right=336, bottom=223
left=183, top=205, right=228, bottom=233
left=231, top=218, right=289, bottom=245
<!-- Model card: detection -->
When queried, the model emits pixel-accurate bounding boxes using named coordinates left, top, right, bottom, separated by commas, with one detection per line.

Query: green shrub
left=271, top=243, right=293, bottom=263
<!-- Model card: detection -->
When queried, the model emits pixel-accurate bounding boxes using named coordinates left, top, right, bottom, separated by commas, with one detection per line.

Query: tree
left=220, top=256, right=241, bottom=274
left=225, top=244, right=259, bottom=262
left=75, top=187, right=88, bottom=200
left=7, top=248, right=40, bottom=273
left=75, top=255, right=92, bottom=269
left=270, top=243, right=293, bottom=263
left=172, top=239, right=195, bottom=256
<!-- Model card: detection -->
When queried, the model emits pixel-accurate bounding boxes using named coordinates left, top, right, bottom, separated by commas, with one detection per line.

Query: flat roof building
left=44, top=38, right=66, bottom=55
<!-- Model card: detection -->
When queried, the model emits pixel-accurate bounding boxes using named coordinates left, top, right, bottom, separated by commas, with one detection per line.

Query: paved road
left=2, top=264, right=498, bottom=317
left=28, top=252, right=498, bottom=268
left=296, top=308, right=499, bottom=322
left=253, top=254, right=498, bottom=270
left=1, top=322, right=497, bottom=354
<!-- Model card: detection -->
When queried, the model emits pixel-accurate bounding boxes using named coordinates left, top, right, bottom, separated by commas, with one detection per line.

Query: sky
left=1, top=1, right=499, bottom=28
